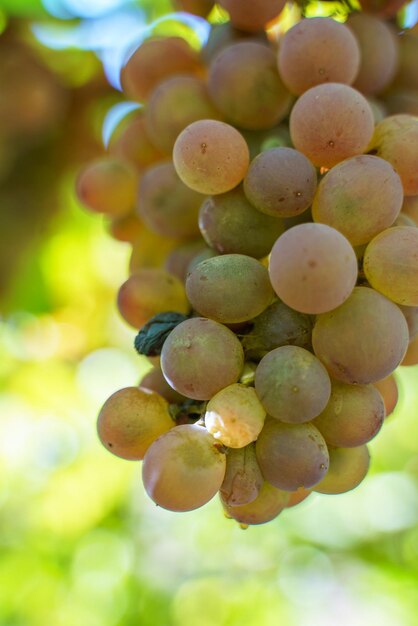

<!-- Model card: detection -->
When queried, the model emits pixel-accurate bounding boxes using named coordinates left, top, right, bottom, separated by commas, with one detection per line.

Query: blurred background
left=1, top=1, right=418, bottom=625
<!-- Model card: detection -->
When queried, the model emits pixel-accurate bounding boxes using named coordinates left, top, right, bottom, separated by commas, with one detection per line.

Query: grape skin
left=218, top=0, right=287, bottom=33
left=314, top=445, right=370, bottom=495
left=221, top=481, right=289, bottom=525
left=220, top=444, right=264, bottom=507
left=373, top=375, right=398, bottom=417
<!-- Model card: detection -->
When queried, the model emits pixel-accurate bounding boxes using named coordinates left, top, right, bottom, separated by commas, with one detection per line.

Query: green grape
left=139, top=362, right=186, bottom=404
left=364, top=227, right=418, bottom=306
left=221, top=481, right=289, bottom=525
left=137, top=161, right=202, bottom=240
left=198, top=186, right=285, bottom=258
left=312, top=381, right=385, bottom=447
left=367, top=96, right=387, bottom=123
left=208, top=41, right=292, bottom=130
left=394, top=213, right=417, bottom=227
left=255, top=345, right=331, bottom=423
left=145, top=75, right=222, bottom=155
left=142, top=424, right=226, bottom=512
left=186, top=246, right=219, bottom=275
left=120, top=36, right=201, bottom=102
left=289, top=83, right=374, bottom=168
left=256, top=419, right=329, bottom=491
left=220, top=443, right=264, bottom=506
left=117, top=269, right=189, bottom=329
left=161, top=317, right=244, bottom=400
left=205, top=384, right=266, bottom=448
left=109, top=114, right=163, bottom=171
left=402, top=195, right=418, bottom=225
left=241, top=300, right=313, bottom=361
left=239, top=125, right=292, bottom=160
left=97, top=387, right=174, bottom=460
left=398, top=304, right=418, bottom=341
left=278, top=17, right=360, bottom=95
left=76, top=157, right=138, bottom=217
left=243, top=147, right=317, bottom=218
left=393, top=32, right=418, bottom=91
left=286, top=487, right=312, bottom=508
left=384, top=88, right=418, bottom=117
left=218, top=0, right=287, bottom=33
left=165, top=240, right=208, bottom=282
left=314, top=445, right=370, bottom=495
left=312, top=287, right=409, bottom=384
left=368, top=114, right=418, bottom=196
left=201, top=22, right=268, bottom=66
left=173, top=119, right=250, bottom=195
left=401, top=335, right=418, bottom=366
left=186, top=254, right=274, bottom=324
left=373, top=374, right=398, bottom=417
left=347, top=13, right=399, bottom=95
left=269, top=223, right=358, bottom=314
left=312, top=155, right=403, bottom=246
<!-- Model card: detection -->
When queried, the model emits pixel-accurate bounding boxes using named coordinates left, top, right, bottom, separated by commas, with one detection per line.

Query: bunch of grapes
left=76, top=0, right=418, bottom=527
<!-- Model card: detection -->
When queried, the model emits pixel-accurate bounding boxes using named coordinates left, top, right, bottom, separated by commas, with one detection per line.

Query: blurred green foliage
left=1, top=1, right=418, bottom=625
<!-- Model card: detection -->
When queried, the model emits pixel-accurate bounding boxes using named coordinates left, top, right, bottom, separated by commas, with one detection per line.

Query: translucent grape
left=373, top=375, right=398, bottom=416
left=205, top=384, right=266, bottom=448
left=142, top=424, right=226, bottom=512
left=218, top=0, right=287, bottom=32
left=145, top=75, right=221, bottom=155
left=312, top=155, right=403, bottom=246
left=107, top=212, right=143, bottom=243
left=140, top=363, right=186, bottom=404
left=129, top=228, right=179, bottom=273
left=363, top=227, right=418, bottom=306
left=208, top=41, right=292, bottom=130
left=220, top=444, right=264, bottom=507
left=97, top=387, right=173, bottom=460
left=269, top=223, right=358, bottom=314
left=289, top=83, right=375, bottom=168
left=165, top=240, right=208, bottom=282
left=255, top=345, right=331, bottom=423
left=117, top=269, right=189, bottom=329
left=110, top=114, right=163, bottom=171
left=312, top=381, right=385, bottom=447
left=186, top=254, right=274, bottom=324
left=120, top=36, right=201, bottom=102
left=368, top=114, right=418, bottom=196
left=137, top=162, right=202, bottom=240
left=287, top=487, right=312, bottom=508
left=401, top=335, right=418, bottom=366
left=198, top=186, right=285, bottom=258
left=241, top=300, right=313, bottom=361
left=76, top=157, right=138, bottom=217
left=278, top=17, right=360, bottom=95
left=173, top=119, right=250, bottom=195
left=221, top=481, right=289, bottom=525
left=161, top=317, right=244, bottom=400
left=243, top=147, right=317, bottom=218
left=347, top=13, right=399, bottom=95
left=202, top=22, right=268, bottom=65
left=314, top=445, right=370, bottom=495
left=312, top=287, right=409, bottom=384
left=256, top=420, right=329, bottom=491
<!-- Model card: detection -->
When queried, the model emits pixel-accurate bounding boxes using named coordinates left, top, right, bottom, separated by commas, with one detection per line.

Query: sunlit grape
left=314, top=445, right=370, bottom=495
left=221, top=481, right=289, bottom=525
left=218, top=0, right=287, bottom=32
left=139, top=362, right=186, bottom=404
left=373, top=374, right=398, bottom=416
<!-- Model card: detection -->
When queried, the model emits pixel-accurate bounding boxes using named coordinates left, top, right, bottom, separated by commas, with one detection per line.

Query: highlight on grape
left=75, top=0, right=418, bottom=526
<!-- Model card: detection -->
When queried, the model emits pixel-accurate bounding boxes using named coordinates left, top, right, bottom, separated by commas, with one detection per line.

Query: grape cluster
left=77, top=0, right=418, bottom=527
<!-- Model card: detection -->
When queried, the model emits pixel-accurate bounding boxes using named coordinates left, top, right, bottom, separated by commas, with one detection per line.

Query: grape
left=198, top=186, right=285, bottom=258
left=399, top=305, right=418, bottom=341
left=255, top=346, right=331, bottom=423
left=368, top=115, right=418, bottom=196
left=312, top=287, right=409, bottom=384
left=287, top=487, right=312, bottom=508
left=145, top=75, right=221, bottom=155
left=347, top=13, right=399, bottom=95
left=394, top=32, right=418, bottom=91
left=142, top=424, right=226, bottom=512
left=110, top=114, right=163, bottom=171
left=140, top=363, right=186, bottom=404
left=312, top=381, right=385, bottom=447
left=289, top=83, right=375, bottom=168
left=208, top=41, right=292, bottom=130
left=363, top=227, right=418, bottom=306
left=241, top=300, right=313, bottom=361
left=243, top=147, right=317, bottom=218
left=256, top=419, right=329, bottom=491
left=186, top=246, right=219, bottom=275
left=278, top=17, right=360, bottom=95
left=173, top=120, right=250, bottom=195
left=314, top=445, right=370, bottom=495
left=97, top=387, right=174, bottom=460
left=129, top=228, right=179, bottom=272
left=221, top=481, right=289, bottom=525
left=76, top=157, right=138, bottom=217
left=218, top=0, right=287, bottom=33
left=107, top=212, right=143, bottom=243
left=269, top=223, right=358, bottom=314
left=172, top=0, right=214, bottom=17
left=205, top=384, right=266, bottom=448
left=137, top=162, right=202, bottom=240
left=186, top=254, right=274, bottom=324
left=401, top=335, right=418, bottom=366
left=367, top=96, right=387, bottom=123
left=402, top=195, right=418, bottom=225
left=312, top=155, right=403, bottom=246
left=394, top=213, right=417, bottom=228
left=120, top=36, right=201, bottom=102
left=384, top=89, right=418, bottom=117
left=358, top=0, right=405, bottom=17
left=161, top=317, right=244, bottom=400
left=220, top=443, right=263, bottom=506
left=373, top=375, right=398, bottom=416
left=202, top=22, right=268, bottom=65
left=165, top=240, right=208, bottom=282
left=117, top=269, right=189, bottom=329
